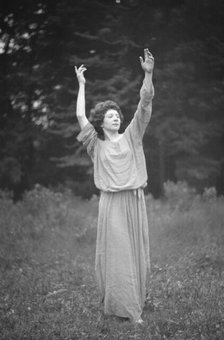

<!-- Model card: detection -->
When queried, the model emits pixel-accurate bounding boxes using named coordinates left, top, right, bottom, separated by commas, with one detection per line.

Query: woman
left=75, top=48, right=154, bottom=324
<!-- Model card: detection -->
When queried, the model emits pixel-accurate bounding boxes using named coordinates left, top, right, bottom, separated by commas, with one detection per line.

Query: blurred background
left=1, top=0, right=224, bottom=199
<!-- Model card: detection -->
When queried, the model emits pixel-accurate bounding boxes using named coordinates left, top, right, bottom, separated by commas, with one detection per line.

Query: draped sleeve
left=76, top=122, right=98, bottom=161
left=125, top=79, right=154, bottom=142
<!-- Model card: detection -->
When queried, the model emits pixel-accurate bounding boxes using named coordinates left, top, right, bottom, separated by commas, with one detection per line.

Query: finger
left=75, top=66, right=80, bottom=75
left=146, top=50, right=154, bottom=61
left=144, top=48, right=148, bottom=59
left=76, top=65, right=84, bottom=72
left=144, top=48, right=152, bottom=58
left=80, top=65, right=87, bottom=72
left=139, top=56, right=143, bottom=65
left=146, top=48, right=153, bottom=56
left=147, top=56, right=154, bottom=62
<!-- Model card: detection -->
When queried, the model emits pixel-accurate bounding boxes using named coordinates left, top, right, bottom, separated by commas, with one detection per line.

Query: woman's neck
left=103, top=129, right=122, bottom=142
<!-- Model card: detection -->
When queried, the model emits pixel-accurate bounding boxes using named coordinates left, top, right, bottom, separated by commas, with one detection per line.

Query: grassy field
left=0, top=183, right=224, bottom=340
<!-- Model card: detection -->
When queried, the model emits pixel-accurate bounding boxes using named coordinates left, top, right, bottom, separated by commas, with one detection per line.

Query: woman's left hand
left=139, top=48, right=154, bottom=73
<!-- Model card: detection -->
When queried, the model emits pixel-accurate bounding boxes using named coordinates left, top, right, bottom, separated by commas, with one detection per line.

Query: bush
left=163, top=180, right=197, bottom=211
left=202, top=187, right=217, bottom=202
left=0, top=184, right=98, bottom=250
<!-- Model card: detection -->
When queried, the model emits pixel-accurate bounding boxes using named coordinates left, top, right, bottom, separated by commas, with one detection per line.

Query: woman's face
left=101, top=109, right=121, bottom=132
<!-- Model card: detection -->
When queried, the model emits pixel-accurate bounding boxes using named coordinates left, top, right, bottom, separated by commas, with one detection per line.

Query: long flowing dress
left=77, top=78, right=154, bottom=322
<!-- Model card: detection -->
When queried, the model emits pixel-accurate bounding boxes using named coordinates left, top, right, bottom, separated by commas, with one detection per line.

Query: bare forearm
left=140, top=71, right=154, bottom=101
left=76, top=83, right=85, bottom=117
left=76, top=83, right=88, bottom=129
left=144, top=71, right=153, bottom=86
left=75, top=64, right=88, bottom=129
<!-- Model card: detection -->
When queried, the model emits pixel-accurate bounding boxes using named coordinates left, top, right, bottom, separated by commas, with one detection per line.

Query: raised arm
left=125, top=49, right=154, bottom=140
left=139, top=48, right=154, bottom=111
left=74, top=64, right=89, bottom=130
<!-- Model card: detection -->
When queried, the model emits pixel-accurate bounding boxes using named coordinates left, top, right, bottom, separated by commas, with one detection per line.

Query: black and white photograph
left=0, top=0, right=224, bottom=339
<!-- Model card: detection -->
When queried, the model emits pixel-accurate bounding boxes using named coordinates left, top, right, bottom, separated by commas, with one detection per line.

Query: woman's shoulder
left=77, top=121, right=97, bottom=141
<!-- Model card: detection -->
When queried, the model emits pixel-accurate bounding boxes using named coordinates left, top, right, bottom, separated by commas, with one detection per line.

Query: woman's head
left=89, top=100, right=124, bottom=139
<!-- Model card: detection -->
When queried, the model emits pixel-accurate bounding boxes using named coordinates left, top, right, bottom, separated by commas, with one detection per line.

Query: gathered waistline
left=101, top=187, right=145, bottom=199
left=133, top=187, right=144, bottom=199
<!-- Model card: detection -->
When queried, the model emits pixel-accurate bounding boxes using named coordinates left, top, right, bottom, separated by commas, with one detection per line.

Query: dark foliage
left=0, top=0, right=224, bottom=197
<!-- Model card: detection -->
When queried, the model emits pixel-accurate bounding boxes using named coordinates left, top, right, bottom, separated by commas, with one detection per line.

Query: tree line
left=0, top=0, right=224, bottom=198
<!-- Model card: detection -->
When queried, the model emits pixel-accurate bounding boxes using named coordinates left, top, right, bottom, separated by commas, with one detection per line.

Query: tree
left=0, top=0, right=224, bottom=197
left=115, top=0, right=224, bottom=194
left=0, top=0, right=51, bottom=193
left=48, top=0, right=143, bottom=184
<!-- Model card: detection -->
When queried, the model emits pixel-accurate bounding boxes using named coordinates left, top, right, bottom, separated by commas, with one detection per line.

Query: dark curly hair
left=89, top=100, right=124, bottom=140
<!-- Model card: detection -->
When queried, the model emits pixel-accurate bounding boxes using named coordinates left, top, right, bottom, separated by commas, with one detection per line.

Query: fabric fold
left=95, top=189, right=150, bottom=321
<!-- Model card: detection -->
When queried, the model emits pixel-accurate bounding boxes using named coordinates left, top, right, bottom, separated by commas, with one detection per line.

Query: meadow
left=0, top=182, right=224, bottom=340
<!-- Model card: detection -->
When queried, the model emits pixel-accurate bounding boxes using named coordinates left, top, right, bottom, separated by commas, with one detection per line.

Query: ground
left=0, top=186, right=224, bottom=339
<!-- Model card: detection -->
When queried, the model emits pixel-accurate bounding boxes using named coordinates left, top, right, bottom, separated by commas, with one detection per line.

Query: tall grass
left=0, top=182, right=224, bottom=339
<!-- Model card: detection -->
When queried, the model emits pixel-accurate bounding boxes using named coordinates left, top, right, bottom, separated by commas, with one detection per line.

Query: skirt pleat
left=95, top=189, right=150, bottom=321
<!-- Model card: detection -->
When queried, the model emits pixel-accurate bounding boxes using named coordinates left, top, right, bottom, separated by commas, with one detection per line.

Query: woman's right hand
left=74, top=64, right=87, bottom=85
